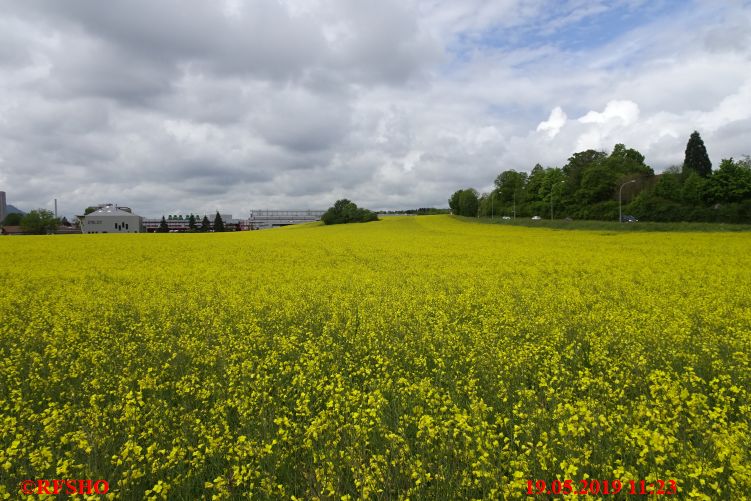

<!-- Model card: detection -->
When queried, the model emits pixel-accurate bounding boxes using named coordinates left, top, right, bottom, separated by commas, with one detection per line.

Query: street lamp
left=619, top=179, right=637, bottom=223
left=550, top=180, right=565, bottom=220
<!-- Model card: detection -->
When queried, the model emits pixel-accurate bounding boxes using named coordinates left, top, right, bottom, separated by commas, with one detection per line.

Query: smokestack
left=0, top=191, right=6, bottom=223
left=54, top=198, right=58, bottom=218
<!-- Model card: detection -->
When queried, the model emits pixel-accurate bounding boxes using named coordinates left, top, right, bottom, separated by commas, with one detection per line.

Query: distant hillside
left=5, top=205, right=25, bottom=215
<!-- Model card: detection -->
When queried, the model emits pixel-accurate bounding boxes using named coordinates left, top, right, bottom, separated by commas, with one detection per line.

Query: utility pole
left=550, top=190, right=553, bottom=220
left=550, top=180, right=564, bottom=220
left=619, top=179, right=637, bottom=222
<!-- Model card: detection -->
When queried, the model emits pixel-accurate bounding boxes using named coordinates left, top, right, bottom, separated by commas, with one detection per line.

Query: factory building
left=248, top=210, right=325, bottom=229
left=81, top=204, right=144, bottom=234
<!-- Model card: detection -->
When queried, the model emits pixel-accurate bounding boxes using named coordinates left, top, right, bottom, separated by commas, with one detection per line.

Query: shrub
left=322, top=199, right=379, bottom=225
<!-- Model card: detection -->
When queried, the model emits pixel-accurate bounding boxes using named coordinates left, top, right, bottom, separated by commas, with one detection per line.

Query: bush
left=20, top=209, right=59, bottom=234
left=322, top=199, right=379, bottom=225
left=570, top=200, right=618, bottom=221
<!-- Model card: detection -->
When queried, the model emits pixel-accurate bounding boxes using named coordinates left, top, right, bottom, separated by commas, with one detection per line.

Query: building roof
left=1, top=225, right=27, bottom=235
left=87, top=206, right=140, bottom=217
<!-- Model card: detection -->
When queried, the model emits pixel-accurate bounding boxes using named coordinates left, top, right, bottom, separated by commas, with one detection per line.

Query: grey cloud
left=704, top=19, right=751, bottom=54
left=2, top=0, right=751, bottom=216
left=15, top=0, right=326, bottom=80
left=44, top=41, right=177, bottom=105
left=251, top=88, right=352, bottom=152
left=0, top=17, right=37, bottom=67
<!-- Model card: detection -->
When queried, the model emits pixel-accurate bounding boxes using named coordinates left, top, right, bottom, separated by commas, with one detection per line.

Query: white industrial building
left=81, top=204, right=144, bottom=234
left=248, top=210, right=325, bottom=229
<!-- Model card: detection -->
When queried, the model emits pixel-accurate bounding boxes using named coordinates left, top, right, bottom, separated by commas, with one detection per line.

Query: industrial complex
left=1, top=194, right=327, bottom=235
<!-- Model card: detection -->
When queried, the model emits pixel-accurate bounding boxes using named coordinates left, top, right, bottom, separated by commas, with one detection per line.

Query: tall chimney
left=0, top=191, right=6, bottom=223
left=54, top=198, right=58, bottom=218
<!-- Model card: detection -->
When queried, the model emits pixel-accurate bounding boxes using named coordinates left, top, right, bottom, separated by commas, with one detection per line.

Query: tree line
left=157, top=212, right=233, bottom=232
left=449, top=132, right=751, bottom=223
left=1, top=209, right=66, bottom=234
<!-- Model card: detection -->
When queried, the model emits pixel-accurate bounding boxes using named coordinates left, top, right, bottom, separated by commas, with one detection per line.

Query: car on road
left=621, top=215, right=638, bottom=223
left=531, top=216, right=542, bottom=220
left=502, top=216, right=511, bottom=220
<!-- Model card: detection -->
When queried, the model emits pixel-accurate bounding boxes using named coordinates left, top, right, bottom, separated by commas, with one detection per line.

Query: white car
left=531, top=216, right=542, bottom=220
left=502, top=216, right=511, bottom=220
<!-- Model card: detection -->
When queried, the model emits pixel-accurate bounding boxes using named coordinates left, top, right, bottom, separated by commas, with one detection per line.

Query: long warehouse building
left=248, top=210, right=325, bottom=229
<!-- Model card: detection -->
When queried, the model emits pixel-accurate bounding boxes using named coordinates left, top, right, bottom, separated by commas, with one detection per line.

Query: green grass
left=462, top=216, right=751, bottom=232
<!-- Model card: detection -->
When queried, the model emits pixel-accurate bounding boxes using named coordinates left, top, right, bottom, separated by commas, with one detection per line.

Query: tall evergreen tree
left=158, top=216, right=169, bottom=233
left=213, top=212, right=225, bottom=232
left=683, top=131, right=712, bottom=178
left=188, top=214, right=197, bottom=231
left=201, top=215, right=211, bottom=232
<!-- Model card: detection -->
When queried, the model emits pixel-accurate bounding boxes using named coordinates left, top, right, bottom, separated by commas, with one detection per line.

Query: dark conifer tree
left=213, top=212, right=225, bottom=232
left=683, top=131, right=712, bottom=178
left=201, top=215, right=211, bottom=232
left=158, top=216, right=169, bottom=233
left=188, top=214, right=197, bottom=231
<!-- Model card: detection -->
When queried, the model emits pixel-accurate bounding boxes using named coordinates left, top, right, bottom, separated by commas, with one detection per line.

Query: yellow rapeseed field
left=1, top=216, right=750, bottom=499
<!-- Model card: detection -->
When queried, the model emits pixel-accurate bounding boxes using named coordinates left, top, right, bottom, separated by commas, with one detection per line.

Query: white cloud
left=537, top=106, right=567, bottom=138
left=578, top=100, right=639, bottom=126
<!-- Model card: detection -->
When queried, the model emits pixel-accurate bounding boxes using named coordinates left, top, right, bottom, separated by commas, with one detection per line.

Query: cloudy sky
left=1, top=0, right=750, bottom=217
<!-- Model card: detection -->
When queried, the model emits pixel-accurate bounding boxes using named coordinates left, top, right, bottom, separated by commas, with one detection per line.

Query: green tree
left=188, top=214, right=197, bottom=231
left=494, top=170, right=528, bottom=204
left=563, top=149, right=607, bottom=196
left=524, top=164, right=547, bottom=202
left=604, top=144, right=653, bottom=178
left=540, top=168, right=565, bottom=202
left=681, top=172, right=709, bottom=205
left=158, top=216, right=169, bottom=233
left=448, top=191, right=462, bottom=213
left=706, top=157, right=751, bottom=203
left=571, top=144, right=652, bottom=207
left=214, top=212, right=225, bottom=232
left=683, top=131, right=712, bottom=178
left=576, top=163, right=618, bottom=205
left=20, top=209, right=59, bottom=235
left=448, top=189, right=479, bottom=217
left=654, top=166, right=683, bottom=201
left=2, top=212, right=23, bottom=226
left=201, top=215, right=211, bottom=232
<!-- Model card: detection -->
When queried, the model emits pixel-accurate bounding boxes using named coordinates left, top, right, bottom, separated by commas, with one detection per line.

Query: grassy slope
left=463, top=215, right=751, bottom=232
